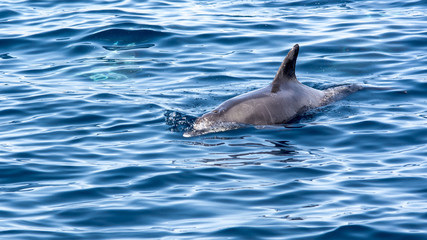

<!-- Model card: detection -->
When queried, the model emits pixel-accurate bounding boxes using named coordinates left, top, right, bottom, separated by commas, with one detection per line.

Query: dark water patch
left=38, top=113, right=108, bottom=127
left=318, top=224, right=427, bottom=240
left=54, top=204, right=216, bottom=228
left=257, top=188, right=345, bottom=207
left=82, top=29, right=171, bottom=45
left=0, top=83, right=40, bottom=96
left=340, top=177, right=427, bottom=191
left=100, top=122, right=142, bottom=133
left=0, top=9, right=20, bottom=19
left=23, top=0, right=122, bottom=7
left=131, top=169, right=225, bottom=191
left=8, top=129, right=90, bottom=143
left=212, top=226, right=282, bottom=239
left=88, top=166, right=157, bottom=185
left=64, top=43, right=98, bottom=57
left=103, top=43, right=155, bottom=51
left=29, top=27, right=83, bottom=41
left=278, top=124, right=346, bottom=147
left=41, top=187, right=126, bottom=205
left=388, top=35, right=427, bottom=49
left=239, top=165, right=333, bottom=183
left=0, top=38, right=35, bottom=52
left=0, top=230, right=79, bottom=240
left=213, top=35, right=263, bottom=46
left=247, top=23, right=282, bottom=30
left=16, top=93, right=62, bottom=103
left=274, top=0, right=354, bottom=7
left=333, top=129, right=426, bottom=153
left=0, top=108, right=28, bottom=118
left=343, top=120, right=397, bottom=131
left=86, top=92, right=128, bottom=101
left=0, top=163, right=90, bottom=184
left=82, top=8, right=151, bottom=18
left=190, top=74, right=245, bottom=84
left=0, top=53, right=15, bottom=59
left=17, top=64, right=72, bottom=76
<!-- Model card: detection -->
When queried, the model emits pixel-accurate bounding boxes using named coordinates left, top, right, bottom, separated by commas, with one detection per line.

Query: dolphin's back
left=218, top=81, right=325, bottom=125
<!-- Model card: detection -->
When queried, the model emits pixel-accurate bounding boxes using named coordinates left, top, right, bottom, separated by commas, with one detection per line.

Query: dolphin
left=184, top=44, right=363, bottom=137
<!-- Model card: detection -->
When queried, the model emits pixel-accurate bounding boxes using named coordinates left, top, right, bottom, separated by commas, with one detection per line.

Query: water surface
left=1, top=0, right=427, bottom=239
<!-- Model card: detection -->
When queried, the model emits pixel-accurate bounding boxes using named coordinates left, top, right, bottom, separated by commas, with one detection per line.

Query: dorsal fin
left=271, top=44, right=299, bottom=93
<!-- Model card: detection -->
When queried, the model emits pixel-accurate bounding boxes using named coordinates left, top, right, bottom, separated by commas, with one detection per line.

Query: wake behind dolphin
left=184, top=44, right=363, bottom=137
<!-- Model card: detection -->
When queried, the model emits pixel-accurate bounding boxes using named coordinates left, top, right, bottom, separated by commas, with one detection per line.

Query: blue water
left=1, top=0, right=427, bottom=239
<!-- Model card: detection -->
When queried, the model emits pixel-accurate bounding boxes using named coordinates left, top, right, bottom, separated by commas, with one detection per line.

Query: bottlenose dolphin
left=184, top=44, right=363, bottom=137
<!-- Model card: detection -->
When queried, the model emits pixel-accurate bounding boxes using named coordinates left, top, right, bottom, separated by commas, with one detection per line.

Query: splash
left=184, top=121, right=245, bottom=137
left=164, top=110, right=195, bottom=133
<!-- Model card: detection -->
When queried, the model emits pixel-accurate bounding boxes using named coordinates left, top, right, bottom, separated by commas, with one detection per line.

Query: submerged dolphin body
left=184, top=44, right=362, bottom=137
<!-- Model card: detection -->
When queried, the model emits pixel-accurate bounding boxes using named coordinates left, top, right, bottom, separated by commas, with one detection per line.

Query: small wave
left=318, top=224, right=427, bottom=240
left=82, top=29, right=171, bottom=45
left=29, top=27, right=82, bottom=40
left=0, top=53, right=15, bottom=59
left=103, top=43, right=155, bottom=51
left=0, top=38, right=34, bottom=52
left=0, top=9, right=20, bottom=19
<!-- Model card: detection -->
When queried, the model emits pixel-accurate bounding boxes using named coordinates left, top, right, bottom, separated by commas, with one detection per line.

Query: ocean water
left=1, top=0, right=427, bottom=239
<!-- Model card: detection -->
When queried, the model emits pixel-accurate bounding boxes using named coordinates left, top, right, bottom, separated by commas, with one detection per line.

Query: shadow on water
left=199, top=139, right=302, bottom=167
left=165, top=110, right=305, bottom=166
left=181, top=136, right=304, bottom=167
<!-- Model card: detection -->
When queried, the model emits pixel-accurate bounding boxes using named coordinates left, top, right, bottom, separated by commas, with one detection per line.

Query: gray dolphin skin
left=184, top=44, right=362, bottom=137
